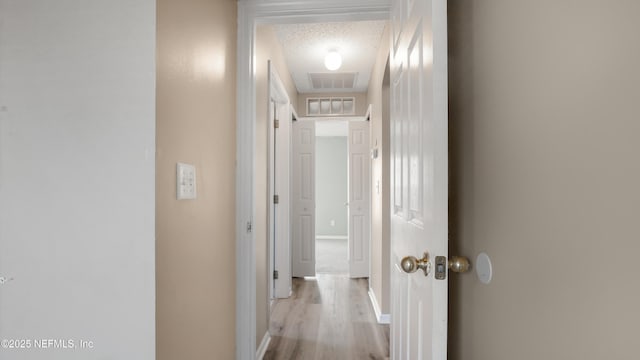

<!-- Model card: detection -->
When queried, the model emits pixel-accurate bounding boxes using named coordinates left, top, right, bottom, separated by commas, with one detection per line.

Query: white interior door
left=348, top=120, right=370, bottom=278
left=390, top=0, right=449, bottom=359
left=268, top=62, right=292, bottom=298
left=291, top=120, right=315, bottom=277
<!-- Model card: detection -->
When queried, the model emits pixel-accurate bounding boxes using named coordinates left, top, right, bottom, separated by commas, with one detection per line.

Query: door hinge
left=273, top=270, right=279, bottom=280
left=246, top=221, right=252, bottom=233
left=273, top=194, right=279, bottom=204
left=274, top=119, right=280, bottom=129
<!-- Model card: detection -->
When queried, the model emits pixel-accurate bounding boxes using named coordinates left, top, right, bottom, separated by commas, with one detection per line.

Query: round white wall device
left=475, top=252, right=492, bottom=284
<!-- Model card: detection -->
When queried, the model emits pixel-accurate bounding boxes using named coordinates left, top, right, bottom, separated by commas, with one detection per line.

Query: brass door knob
left=401, top=252, right=431, bottom=276
left=449, top=256, right=471, bottom=273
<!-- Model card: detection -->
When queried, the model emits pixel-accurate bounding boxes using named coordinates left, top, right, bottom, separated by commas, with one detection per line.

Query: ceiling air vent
left=308, top=73, right=357, bottom=90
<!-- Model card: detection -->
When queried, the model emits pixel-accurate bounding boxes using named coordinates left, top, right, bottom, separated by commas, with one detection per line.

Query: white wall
left=316, top=136, right=348, bottom=236
left=366, top=23, right=390, bottom=315
left=0, top=1, right=156, bottom=359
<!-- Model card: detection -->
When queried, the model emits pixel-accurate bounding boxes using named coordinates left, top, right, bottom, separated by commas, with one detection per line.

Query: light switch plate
left=177, top=163, right=196, bottom=200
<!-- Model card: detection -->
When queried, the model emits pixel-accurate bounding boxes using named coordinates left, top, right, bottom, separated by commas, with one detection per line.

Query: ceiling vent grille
left=308, top=73, right=357, bottom=90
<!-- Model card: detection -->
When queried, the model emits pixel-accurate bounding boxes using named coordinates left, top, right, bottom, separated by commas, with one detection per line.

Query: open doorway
left=315, top=120, right=349, bottom=275
left=290, top=116, right=370, bottom=279
left=251, top=15, right=389, bottom=359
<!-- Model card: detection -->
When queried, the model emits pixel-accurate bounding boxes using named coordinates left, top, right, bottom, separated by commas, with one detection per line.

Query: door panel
left=292, top=120, right=316, bottom=277
left=348, top=120, right=370, bottom=278
left=392, top=61, right=405, bottom=216
left=352, top=215, right=365, bottom=261
left=390, top=0, right=448, bottom=358
left=300, top=215, right=313, bottom=262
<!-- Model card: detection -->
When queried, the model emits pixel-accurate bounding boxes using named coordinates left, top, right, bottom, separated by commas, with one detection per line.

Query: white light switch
left=177, top=163, right=196, bottom=200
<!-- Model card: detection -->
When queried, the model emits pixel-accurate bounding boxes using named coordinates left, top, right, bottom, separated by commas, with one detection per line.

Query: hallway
left=265, top=275, right=389, bottom=359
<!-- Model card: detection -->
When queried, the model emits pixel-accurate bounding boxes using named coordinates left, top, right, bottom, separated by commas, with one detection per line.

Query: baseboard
left=256, top=331, right=271, bottom=360
left=316, top=235, right=348, bottom=240
left=368, top=288, right=391, bottom=324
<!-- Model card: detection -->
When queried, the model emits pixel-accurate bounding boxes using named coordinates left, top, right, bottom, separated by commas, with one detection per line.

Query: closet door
left=291, top=120, right=316, bottom=277
left=347, top=120, right=370, bottom=278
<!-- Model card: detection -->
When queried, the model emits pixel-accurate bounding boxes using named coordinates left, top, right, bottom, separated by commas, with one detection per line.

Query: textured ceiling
left=273, top=20, right=387, bottom=94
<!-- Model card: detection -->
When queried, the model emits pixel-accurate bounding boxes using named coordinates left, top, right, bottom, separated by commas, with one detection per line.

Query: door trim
left=236, top=1, right=390, bottom=358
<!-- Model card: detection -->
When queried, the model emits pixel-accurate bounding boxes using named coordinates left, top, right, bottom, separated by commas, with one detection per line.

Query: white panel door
left=268, top=61, right=293, bottom=298
left=291, top=120, right=316, bottom=277
left=348, top=120, right=370, bottom=278
left=390, top=0, right=449, bottom=359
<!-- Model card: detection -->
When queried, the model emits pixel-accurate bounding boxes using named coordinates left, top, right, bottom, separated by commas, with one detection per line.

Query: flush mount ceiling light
left=324, top=50, right=342, bottom=71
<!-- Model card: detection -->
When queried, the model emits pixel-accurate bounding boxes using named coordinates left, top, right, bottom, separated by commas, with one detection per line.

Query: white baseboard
left=316, top=235, right=348, bottom=240
left=256, top=331, right=271, bottom=360
left=368, top=288, right=390, bottom=324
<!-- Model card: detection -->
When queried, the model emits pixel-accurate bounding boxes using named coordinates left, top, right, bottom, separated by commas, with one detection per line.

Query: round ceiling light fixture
left=324, top=50, right=342, bottom=71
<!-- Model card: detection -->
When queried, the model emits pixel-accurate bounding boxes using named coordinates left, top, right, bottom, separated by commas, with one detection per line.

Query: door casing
left=236, top=1, right=390, bottom=358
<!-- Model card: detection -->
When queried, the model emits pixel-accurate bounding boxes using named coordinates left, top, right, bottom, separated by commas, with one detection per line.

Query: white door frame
left=236, top=1, right=390, bottom=358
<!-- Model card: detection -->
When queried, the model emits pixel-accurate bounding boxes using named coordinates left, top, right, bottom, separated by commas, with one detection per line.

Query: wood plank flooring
left=264, top=274, right=390, bottom=360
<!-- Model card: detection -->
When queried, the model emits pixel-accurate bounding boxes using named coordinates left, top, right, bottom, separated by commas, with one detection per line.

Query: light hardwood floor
left=264, top=274, right=390, bottom=360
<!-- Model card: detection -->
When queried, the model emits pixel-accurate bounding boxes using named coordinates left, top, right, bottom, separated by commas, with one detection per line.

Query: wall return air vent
left=307, top=97, right=355, bottom=116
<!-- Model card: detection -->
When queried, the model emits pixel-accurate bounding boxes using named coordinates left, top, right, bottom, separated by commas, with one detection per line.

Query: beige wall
left=448, top=1, right=640, bottom=359
left=298, top=92, right=369, bottom=116
left=367, top=24, right=391, bottom=314
left=156, top=0, right=236, bottom=359
left=255, top=24, right=299, bottom=347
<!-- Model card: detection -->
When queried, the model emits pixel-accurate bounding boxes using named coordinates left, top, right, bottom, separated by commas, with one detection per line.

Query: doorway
left=315, top=120, right=349, bottom=275
left=238, top=3, right=391, bottom=357
left=291, top=117, right=371, bottom=279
